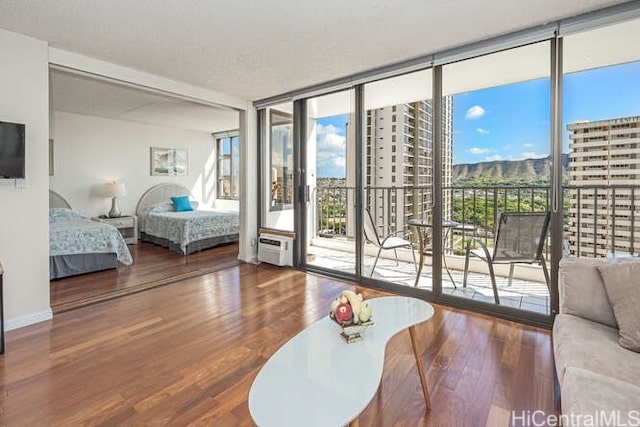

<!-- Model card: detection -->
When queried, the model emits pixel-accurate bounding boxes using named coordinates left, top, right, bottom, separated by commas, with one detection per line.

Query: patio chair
left=364, top=208, right=417, bottom=277
left=462, top=211, right=551, bottom=304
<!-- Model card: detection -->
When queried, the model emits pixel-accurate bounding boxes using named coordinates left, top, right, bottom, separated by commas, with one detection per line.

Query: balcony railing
left=316, top=184, right=640, bottom=258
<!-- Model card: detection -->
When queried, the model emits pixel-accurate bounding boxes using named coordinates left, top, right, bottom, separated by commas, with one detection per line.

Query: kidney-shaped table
left=248, top=296, right=434, bottom=426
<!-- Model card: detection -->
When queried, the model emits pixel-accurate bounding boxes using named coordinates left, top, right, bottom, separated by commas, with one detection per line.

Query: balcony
left=311, top=183, right=640, bottom=315
left=307, top=240, right=550, bottom=314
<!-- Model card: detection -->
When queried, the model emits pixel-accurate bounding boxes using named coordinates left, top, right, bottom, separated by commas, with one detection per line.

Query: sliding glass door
left=441, top=42, right=553, bottom=315
left=361, top=69, right=435, bottom=290
left=301, top=89, right=356, bottom=274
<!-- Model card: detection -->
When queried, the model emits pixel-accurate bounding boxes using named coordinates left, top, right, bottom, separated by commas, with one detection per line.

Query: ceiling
left=0, top=0, right=630, bottom=102
left=50, top=70, right=239, bottom=133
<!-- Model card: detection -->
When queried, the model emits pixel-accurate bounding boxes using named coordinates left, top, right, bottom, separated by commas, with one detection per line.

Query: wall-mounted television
left=0, top=121, right=26, bottom=179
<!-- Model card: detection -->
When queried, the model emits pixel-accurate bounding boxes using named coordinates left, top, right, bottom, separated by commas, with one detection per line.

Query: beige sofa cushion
left=597, top=263, right=640, bottom=352
left=561, top=367, right=640, bottom=426
left=553, top=314, right=640, bottom=386
left=558, top=258, right=617, bottom=327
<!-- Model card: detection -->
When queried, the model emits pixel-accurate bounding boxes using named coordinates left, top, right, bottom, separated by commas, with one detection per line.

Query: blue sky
left=316, top=61, right=640, bottom=178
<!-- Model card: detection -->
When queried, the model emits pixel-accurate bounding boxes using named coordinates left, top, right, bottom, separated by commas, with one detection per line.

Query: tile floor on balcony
left=307, top=243, right=549, bottom=315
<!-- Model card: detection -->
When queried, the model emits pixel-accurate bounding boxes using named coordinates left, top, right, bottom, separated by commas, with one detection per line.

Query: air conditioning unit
left=258, top=234, right=293, bottom=266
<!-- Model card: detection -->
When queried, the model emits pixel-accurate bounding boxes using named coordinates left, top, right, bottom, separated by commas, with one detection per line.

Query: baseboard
left=240, top=253, right=259, bottom=264
left=5, top=309, right=53, bottom=331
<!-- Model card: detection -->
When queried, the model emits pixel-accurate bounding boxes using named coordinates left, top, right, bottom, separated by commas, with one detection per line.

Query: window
left=215, top=131, right=240, bottom=200
left=270, top=109, right=294, bottom=210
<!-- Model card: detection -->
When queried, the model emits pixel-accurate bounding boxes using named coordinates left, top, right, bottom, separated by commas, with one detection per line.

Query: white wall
left=238, top=106, right=259, bottom=263
left=0, top=29, right=51, bottom=329
left=50, top=111, right=239, bottom=217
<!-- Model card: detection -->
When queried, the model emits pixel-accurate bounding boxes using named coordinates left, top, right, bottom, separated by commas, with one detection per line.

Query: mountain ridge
left=452, top=154, right=569, bottom=183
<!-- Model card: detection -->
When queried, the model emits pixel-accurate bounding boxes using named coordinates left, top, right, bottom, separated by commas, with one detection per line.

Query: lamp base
left=108, top=197, right=122, bottom=218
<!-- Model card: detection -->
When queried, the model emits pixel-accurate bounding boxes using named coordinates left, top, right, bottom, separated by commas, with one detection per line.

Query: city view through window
left=306, top=58, right=640, bottom=312
left=299, top=19, right=640, bottom=314
left=315, top=60, right=640, bottom=251
left=317, top=61, right=640, bottom=179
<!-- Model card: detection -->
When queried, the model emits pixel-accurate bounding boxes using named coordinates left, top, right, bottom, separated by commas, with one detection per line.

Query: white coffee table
left=248, top=296, right=434, bottom=426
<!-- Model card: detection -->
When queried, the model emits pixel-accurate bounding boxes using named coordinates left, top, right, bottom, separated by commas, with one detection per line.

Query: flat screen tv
left=0, top=121, right=26, bottom=179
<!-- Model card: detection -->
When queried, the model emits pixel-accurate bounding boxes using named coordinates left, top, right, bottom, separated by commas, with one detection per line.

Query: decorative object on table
left=329, top=290, right=374, bottom=343
left=150, top=147, right=188, bottom=176
left=105, top=181, right=127, bottom=218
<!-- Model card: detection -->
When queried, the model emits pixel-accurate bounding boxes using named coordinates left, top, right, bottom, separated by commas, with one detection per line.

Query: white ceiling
left=50, top=70, right=239, bottom=133
left=0, top=0, right=630, bottom=102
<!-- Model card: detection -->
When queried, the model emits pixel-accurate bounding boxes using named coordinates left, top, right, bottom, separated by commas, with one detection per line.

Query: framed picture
left=150, top=147, right=188, bottom=176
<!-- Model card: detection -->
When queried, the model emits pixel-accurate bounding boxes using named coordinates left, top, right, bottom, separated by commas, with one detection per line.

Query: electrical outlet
left=250, top=237, right=257, bottom=246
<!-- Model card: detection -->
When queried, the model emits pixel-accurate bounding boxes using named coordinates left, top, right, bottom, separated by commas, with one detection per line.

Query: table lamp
left=105, top=181, right=127, bottom=218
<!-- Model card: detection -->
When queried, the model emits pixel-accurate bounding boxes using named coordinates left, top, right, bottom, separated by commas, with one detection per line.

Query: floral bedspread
left=49, top=208, right=133, bottom=265
left=143, top=209, right=240, bottom=252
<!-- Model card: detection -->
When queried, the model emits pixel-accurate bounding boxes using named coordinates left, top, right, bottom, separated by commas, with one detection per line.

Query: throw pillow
left=596, top=263, right=640, bottom=352
left=171, top=195, right=193, bottom=212
left=559, top=257, right=618, bottom=328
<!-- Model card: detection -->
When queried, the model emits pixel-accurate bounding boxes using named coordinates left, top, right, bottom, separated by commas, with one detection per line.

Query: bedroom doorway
left=49, top=68, right=242, bottom=312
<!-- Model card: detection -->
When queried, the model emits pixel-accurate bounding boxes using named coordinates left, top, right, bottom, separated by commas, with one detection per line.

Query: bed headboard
left=49, top=190, right=71, bottom=209
left=135, top=183, right=192, bottom=231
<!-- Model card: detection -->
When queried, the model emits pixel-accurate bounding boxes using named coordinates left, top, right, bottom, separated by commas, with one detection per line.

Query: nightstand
left=92, top=215, right=138, bottom=244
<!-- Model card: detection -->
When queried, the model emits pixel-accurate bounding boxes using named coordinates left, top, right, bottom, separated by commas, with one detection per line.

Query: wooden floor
left=4, top=262, right=556, bottom=426
left=50, top=242, right=240, bottom=313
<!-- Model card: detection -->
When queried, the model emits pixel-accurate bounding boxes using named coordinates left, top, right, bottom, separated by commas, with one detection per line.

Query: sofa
left=553, top=257, right=640, bottom=425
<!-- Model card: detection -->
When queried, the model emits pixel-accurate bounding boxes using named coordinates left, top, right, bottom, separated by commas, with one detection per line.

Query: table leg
left=442, top=228, right=457, bottom=288
left=413, top=228, right=425, bottom=287
left=408, top=326, right=431, bottom=411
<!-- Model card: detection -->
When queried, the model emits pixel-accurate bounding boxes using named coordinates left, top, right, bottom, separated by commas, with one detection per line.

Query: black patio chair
left=462, top=211, right=551, bottom=304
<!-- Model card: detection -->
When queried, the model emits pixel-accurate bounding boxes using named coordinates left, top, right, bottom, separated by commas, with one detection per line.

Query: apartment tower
left=365, top=97, right=453, bottom=234
left=567, top=115, right=640, bottom=257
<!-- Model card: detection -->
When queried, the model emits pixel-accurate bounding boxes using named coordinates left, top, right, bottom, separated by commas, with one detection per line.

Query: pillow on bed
left=148, top=202, right=175, bottom=213
left=49, top=208, right=87, bottom=222
left=171, top=196, right=194, bottom=212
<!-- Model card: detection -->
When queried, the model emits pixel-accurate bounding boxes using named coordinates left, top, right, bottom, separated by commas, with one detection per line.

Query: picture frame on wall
left=150, top=147, right=188, bottom=176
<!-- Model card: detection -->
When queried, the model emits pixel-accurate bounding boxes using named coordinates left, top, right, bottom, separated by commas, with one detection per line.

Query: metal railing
left=315, top=183, right=640, bottom=258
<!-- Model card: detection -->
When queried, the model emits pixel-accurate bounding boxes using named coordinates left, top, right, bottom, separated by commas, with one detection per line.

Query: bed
left=49, top=190, right=133, bottom=280
left=135, top=183, right=240, bottom=255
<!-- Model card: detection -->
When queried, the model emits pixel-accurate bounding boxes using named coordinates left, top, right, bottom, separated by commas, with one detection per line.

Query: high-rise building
left=365, top=97, right=453, bottom=234
left=567, top=115, right=640, bottom=257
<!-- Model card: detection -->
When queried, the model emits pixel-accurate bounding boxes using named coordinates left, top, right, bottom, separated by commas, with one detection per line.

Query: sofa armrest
left=558, top=257, right=617, bottom=328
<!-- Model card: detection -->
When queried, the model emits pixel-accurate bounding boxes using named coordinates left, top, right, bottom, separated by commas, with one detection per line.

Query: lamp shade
left=105, top=181, right=127, bottom=198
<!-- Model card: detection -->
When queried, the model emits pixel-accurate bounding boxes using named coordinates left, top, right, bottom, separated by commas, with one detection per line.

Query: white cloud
left=523, top=142, right=534, bottom=148
left=465, top=105, right=485, bottom=120
left=316, top=123, right=346, bottom=177
left=470, top=147, right=490, bottom=155
left=317, top=123, right=344, bottom=138
left=476, top=127, right=490, bottom=135
left=485, top=154, right=503, bottom=161
left=522, top=151, right=545, bottom=159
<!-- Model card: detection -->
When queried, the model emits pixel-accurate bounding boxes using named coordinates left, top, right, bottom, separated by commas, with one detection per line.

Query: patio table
left=406, top=218, right=473, bottom=288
